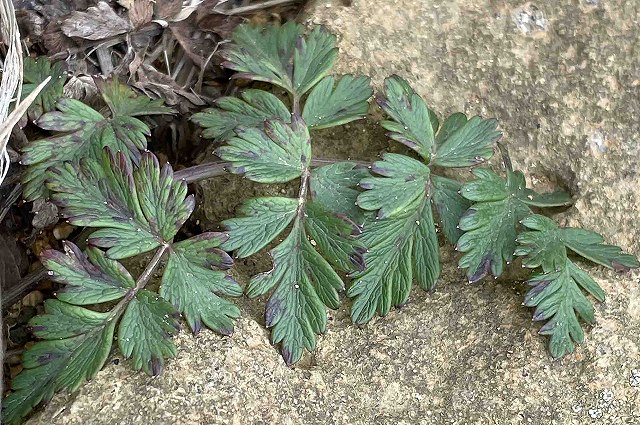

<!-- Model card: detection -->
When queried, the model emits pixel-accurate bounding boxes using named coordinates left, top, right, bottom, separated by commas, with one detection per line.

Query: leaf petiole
left=110, top=243, right=170, bottom=320
left=173, top=158, right=371, bottom=183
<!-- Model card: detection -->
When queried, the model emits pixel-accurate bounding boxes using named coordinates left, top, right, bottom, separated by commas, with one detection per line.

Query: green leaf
left=310, top=161, right=370, bottom=225
left=302, top=75, right=372, bottom=129
left=161, top=233, right=242, bottom=335
left=431, top=115, right=501, bottom=167
left=376, top=75, right=438, bottom=161
left=192, top=89, right=291, bottom=141
left=524, top=267, right=596, bottom=358
left=516, top=214, right=609, bottom=303
left=221, top=197, right=298, bottom=258
left=350, top=150, right=441, bottom=323
left=434, top=112, right=467, bottom=148
left=98, top=78, right=174, bottom=117
left=21, top=79, right=173, bottom=201
left=2, top=300, right=115, bottom=424
left=118, top=289, right=180, bottom=376
left=516, top=214, right=639, bottom=272
left=21, top=56, right=66, bottom=121
left=292, top=26, right=338, bottom=95
left=357, top=153, right=430, bottom=219
left=456, top=168, right=533, bottom=282
left=511, top=213, right=634, bottom=357
left=431, top=175, right=471, bottom=244
left=348, top=203, right=439, bottom=324
left=221, top=23, right=337, bottom=96
left=216, top=115, right=311, bottom=183
left=221, top=22, right=300, bottom=92
left=561, top=229, right=639, bottom=271
left=521, top=190, right=573, bottom=207
left=40, top=243, right=134, bottom=305
left=304, top=201, right=365, bottom=272
left=134, top=152, right=193, bottom=241
left=514, top=215, right=567, bottom=272
left=47, top=149, right=194, bottom=259
left=246, top=221, right=343, bottom=364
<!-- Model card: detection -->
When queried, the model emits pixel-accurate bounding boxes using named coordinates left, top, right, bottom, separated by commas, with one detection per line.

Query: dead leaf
left=22, top=290, right=44, bottom=307
left=129, top=0, right=154, bottom=29
left=31, top=198, right=59, bottom=229
left=134, top=64, right=205, bottom=112
left=117, top=0, right=135, bottom=9
left=43, top=20, right=75, bottom=54
left=128, top=51, right=145, bottom=76
left=63, top=75, right=98, bottom=100
left=170, top=0, right=203, bottom=22
left=30, top=0, right=76, bottom=19
left=196, top=6, right=243, bottom=39
left=62, top=1, right=132, bottom=40
left=169, top=17, right=224, bottom=68
left=154, top=0, right=185, bottom=21
left=53, top=222, right=74, bottom=240
left=16, top=9, right=45, bottom=42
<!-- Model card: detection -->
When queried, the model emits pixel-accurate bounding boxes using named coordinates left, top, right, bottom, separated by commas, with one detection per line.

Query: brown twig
left=214, top=0, right=301, bottom=15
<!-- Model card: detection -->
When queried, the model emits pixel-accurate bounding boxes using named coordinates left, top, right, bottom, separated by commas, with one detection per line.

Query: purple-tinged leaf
left=161, top=238, right=242, bottom=335
left=3, top=299, right=116, bottom=424
left=40, top=242, right=133, bottom=305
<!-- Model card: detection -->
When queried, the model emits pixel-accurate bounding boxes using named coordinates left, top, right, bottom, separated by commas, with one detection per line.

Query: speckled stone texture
left=27, top=1, right=640, bottom=424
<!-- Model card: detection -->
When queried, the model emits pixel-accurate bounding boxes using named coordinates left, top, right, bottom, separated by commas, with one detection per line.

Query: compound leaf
left=162, top=233, right=242, bottom=335
left=21, top=79, right=173, bottom=201
left=221, top=22, right=300, bottom=92
left=348, top=203, right=439, bottom=324
left=246, top=221, right=342, bottom=364
left=21, top=56, right=66, bottom=121
left=516, top=214, right=639, bottom=273
left=310, top=161, right=369, bottom=225
left=40, top=243, right=133, bottom=305
left=431, top=115, right=501, bottom=167
left=457, top=168, right=533, bottom=282
left=221, top=23, right=337, bottom=97
left=98, top=78, right=173, bottom=117
left=222, top=197, right=298, bottom=258
left=191, top=89, right=291, bottom=141
left=376, top=75, right=438, bottom=161
left=302, top=75, right=372, bottom=129
left=216, top=115, right=310, bottom=183
left=513, top=213, right=638, bottom=357
left=118, top=289, right=180, bottom=376
left=357, top=153, right=430, bottom=219
left=47, top=149, right=194, bottom=259
left=2, top=300, right=116, bottom=424
left=524, top=268, right=595, bottom=358
left=431, top=175, right=471, bottom=244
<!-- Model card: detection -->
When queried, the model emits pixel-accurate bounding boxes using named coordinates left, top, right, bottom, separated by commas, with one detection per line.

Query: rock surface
left=28, top=1, right=640, bottom=424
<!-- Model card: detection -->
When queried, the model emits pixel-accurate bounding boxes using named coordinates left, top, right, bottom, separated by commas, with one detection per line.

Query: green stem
left=109, top=243, right=169, bottom=320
